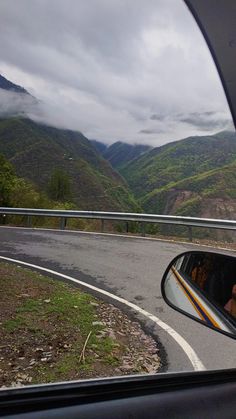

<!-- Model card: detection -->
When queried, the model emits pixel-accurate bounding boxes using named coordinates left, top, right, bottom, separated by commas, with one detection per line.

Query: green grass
left=13, top=279, right=103, bottom=335
left=3, top=317, right=26, bottom=332
left=1, top=263, right=123, bottom=383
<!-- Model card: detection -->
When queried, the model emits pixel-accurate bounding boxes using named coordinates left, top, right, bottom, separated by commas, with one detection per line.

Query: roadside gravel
left=0, top=262, right=161, bottom=388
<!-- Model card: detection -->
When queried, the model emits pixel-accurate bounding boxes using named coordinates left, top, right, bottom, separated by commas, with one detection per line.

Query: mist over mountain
left=0, top=73, right=91, bottom=133
left=0, top=73, right=38, bottom=119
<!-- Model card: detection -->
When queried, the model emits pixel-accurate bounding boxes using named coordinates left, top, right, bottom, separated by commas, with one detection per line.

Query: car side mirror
left=161, top=251, right=236, bottom=339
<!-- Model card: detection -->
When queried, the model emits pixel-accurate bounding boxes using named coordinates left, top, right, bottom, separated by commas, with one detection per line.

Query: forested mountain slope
left=120, top=131, right=236, bottom=199
left=142, top=160, right=236, bottom=214
left=0, top=118, right=138, bottom=211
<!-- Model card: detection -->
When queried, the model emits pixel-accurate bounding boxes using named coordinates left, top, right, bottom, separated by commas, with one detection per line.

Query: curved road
left=1, top=226, right=236, bottom=372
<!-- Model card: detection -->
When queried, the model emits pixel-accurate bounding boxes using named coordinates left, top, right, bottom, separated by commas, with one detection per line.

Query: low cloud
left=0, top=88, right=37, bottom=118
left=178, top=111, right=232, bottom=131
left=146, top=110, right=233, bottom=140
left=1, top=86, right=233, bottom=148
left=150, top=114, right=166, bottom=122
left=139, top=128, right=165, bottom=134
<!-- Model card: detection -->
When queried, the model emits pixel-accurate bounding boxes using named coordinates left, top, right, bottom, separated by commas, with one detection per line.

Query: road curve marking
left=0, top=255, right=205, bottom=372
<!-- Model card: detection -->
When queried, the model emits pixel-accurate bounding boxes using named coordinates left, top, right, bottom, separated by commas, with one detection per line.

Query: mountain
left=142, top=160, right=236, bottom=214
left=141, top=160, right=236, bottom=240
left=0, top=118, right=139, bottom=211
left=103, top=141, right=152, bottom=170
left=120, top=131, right=236, bottom=198
left=116, top=131, right=236, bottom=239
left=0, top=74, right=29, bottom=95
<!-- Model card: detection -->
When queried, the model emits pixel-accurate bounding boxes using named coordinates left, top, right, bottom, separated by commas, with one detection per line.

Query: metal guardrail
left=1, top=207, right=236, bottom=241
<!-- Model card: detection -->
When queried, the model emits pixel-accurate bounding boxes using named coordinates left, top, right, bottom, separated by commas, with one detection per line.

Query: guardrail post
left=60, top=217, right=67, bottom=230
left=26, top=216, right=32, bottom=228
left=125, top=222, right=129, bottom=233
left=141, top=222, right=146, bottom=237
left=101, top=219, right=105, bottom=233
left=188, top=226, right=193, bottom=242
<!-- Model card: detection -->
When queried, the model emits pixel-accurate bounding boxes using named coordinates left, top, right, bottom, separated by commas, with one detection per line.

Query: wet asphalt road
left=0, top=226, right=236, bottom=372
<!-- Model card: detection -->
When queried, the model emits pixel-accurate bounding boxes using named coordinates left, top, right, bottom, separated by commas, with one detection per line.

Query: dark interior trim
left=1, top=369, right=236, bottom=416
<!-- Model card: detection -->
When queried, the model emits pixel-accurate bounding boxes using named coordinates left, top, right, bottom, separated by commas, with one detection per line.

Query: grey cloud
left=176, top=111, right=216, bottom=119
left=148, top=110, right=232, bottom=133
left=139, top=129, right=156, bottom=134
left=181, top=117, right=216, bottom=130
left=150, top=114, right=166, bottom=121
left=0, top=88, right=38, bottom=118
left=151, top=111, right=218, bottom=123
left=139, top=128, right=165, bottom=134
left=198, top=111, right=216, bottom=117
left=178, top=111, right=231, bottom=131
left=0, top=0, right=233, bottom=146
left=0, top=1, right=159, bottom=79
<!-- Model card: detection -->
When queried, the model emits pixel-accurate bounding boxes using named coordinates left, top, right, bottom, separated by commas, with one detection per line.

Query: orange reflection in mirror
left=177, top=252, right=236, bottom=319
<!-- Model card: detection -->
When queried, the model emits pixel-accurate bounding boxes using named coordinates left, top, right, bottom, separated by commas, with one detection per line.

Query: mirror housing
left=161, top=251, right=236, bottom=339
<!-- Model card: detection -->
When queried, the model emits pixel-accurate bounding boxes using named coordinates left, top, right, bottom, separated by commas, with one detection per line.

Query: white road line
left=0, top=255, right=205, bottom=371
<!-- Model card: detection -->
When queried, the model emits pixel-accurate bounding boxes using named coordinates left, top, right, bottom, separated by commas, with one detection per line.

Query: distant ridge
left=90, top=139, right=107, bottom=154
left=103, top=141, right=152, bottom=170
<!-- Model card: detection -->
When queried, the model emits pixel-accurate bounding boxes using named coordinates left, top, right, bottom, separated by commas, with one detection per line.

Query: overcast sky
left=0, top=0, right=233, bottom=146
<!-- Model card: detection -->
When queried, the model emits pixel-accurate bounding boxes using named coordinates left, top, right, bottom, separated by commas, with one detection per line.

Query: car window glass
left=0, top=0, right=234, bottom=388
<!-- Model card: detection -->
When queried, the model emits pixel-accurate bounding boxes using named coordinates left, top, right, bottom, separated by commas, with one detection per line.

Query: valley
left=1, top=73, right=236, bottom=241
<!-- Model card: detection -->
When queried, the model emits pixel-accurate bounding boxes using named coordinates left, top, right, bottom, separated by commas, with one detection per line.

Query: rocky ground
left=96, top=302, right=160, bottom=375
left=0, top=262, right=161, bottom=388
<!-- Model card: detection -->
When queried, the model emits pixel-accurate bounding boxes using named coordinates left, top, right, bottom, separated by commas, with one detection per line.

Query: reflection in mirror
left=162, top=251, right=236, bottom=338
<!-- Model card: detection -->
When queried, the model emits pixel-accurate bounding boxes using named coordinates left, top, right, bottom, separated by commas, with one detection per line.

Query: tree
left=48, top=168, right=71, bottom=201
left=0, top=154, right=15, bottom=206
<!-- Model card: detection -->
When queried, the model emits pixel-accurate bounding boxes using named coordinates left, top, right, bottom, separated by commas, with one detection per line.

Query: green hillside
left=0, top=118, right=139, bottom=211
left=0, top=153, right=50, bottom=210
left=121, top=131, right=236, bottom=198
left=140, top=161, right=236, bottom=240
left=142, top=161, right=236, bottom=213
left=113, top=130, right=236, bottom=239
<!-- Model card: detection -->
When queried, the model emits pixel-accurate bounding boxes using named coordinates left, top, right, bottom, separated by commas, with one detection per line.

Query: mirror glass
left=162, top=251, right=236, bottom=338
